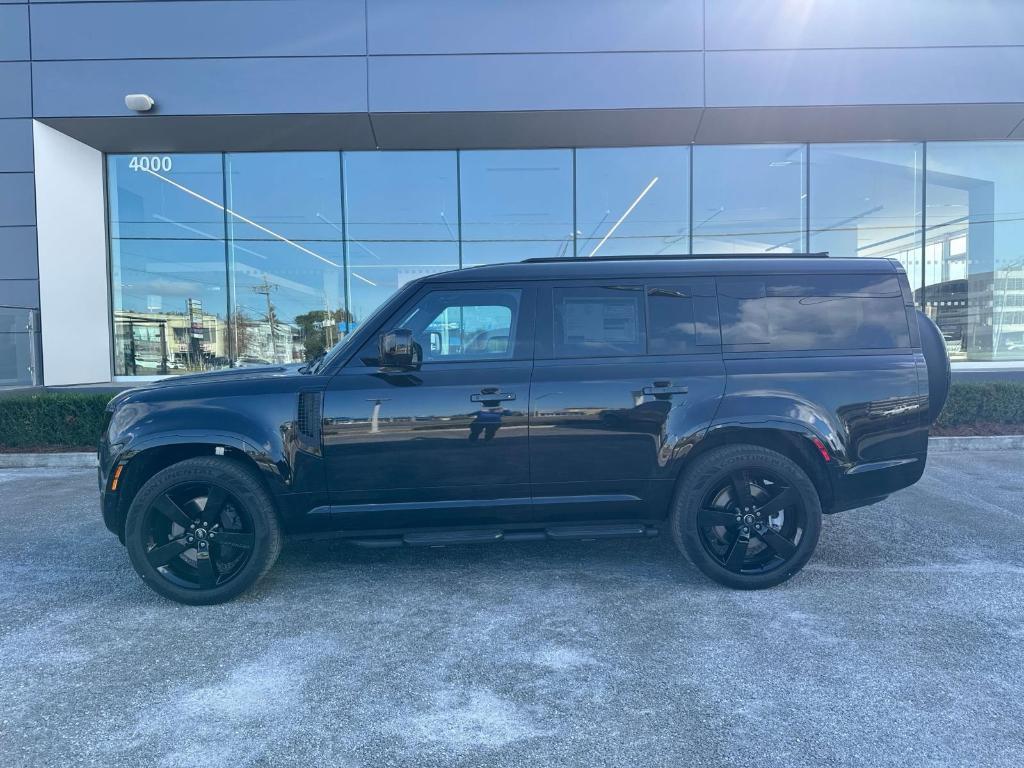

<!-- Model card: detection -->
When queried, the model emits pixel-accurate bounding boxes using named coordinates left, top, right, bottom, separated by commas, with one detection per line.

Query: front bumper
left=100, top=486, right=124, bottom=540
left=97, top=429, right=126, bottom=540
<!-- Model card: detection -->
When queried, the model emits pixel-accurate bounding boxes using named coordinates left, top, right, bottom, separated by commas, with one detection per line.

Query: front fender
left=128, top=429, right=289, bottom=488
left=104, top=395, right=304, bottom=497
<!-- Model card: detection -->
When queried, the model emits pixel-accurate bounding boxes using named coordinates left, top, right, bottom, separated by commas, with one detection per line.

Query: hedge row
left=0, top=392, right=112, bottom=451
left=0, top=382, right=1022, bottom=451
left=935, top=381, right=1024, bottom=427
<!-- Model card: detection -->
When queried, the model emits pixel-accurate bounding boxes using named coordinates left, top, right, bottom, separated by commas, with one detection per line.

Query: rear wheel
left=670, top=444, right=821, bottom=589
left=124, top=457, right=282, bottom=605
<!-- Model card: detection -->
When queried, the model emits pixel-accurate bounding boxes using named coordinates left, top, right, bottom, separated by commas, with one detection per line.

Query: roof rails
left=522, top=252, right=830, bottom=264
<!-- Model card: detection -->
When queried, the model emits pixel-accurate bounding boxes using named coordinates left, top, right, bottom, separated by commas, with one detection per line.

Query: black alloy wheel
left=125, top=457, right=281, bottom=605
left=670, top=444, right=822, bottom=589
left=696, top=467, right=806, bottom=576
left=141, top=482, right=255, bottom=590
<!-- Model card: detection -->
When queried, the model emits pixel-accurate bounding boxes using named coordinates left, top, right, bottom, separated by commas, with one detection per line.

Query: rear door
left=528, top=277, right=726, bottom=521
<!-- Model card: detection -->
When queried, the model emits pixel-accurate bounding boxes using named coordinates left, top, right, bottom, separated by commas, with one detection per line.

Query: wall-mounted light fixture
left=124, top=94, right=155, bottom=112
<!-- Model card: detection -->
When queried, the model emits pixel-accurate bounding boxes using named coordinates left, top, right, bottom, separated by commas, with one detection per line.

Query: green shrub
left=935, top=381, right=1024, bottom=427
left=0, top=392, right=112, bottom=451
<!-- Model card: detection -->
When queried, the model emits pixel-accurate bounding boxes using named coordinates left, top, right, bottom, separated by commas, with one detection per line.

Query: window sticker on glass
left=562, top=297, right=639, bottom=344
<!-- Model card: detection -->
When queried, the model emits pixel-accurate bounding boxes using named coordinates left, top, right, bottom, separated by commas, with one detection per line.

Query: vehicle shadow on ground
left=266, top=510, right=895, bottom=592
left=278, top=532, right=697, bottom=581
left=268, top=485, right=994, bottom=589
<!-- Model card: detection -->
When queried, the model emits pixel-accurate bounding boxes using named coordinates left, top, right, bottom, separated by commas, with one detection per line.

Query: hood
left=148, top=363, right=305, bottom=387
left=107, top=365, right=305, bottom=408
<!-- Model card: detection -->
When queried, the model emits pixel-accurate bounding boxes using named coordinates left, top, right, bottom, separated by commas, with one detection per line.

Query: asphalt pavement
left=0, top=451, right=1022, bottom=767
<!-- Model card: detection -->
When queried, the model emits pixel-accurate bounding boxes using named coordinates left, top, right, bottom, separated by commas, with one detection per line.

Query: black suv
left=99, top=255, right=950, bottom=604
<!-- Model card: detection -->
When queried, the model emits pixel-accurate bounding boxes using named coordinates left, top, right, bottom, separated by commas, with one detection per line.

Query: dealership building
left=2, top=0, right=1024, bottom=387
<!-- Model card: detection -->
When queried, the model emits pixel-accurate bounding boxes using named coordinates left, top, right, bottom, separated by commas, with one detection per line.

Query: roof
left=421, top=255, right=899, bottom=283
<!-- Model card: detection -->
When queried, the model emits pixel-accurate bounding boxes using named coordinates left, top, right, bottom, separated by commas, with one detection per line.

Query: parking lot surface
left=1, top=451, right=1022, bottom=767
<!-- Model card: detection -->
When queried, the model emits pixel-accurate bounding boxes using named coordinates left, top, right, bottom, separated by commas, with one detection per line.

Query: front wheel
left=670, top=445, right=822, bottom=590
left=124, top=457, right=282, bottom=605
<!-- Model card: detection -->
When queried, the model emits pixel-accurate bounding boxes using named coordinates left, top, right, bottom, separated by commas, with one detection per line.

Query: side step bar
left=350, top=524, right=659, bottom=549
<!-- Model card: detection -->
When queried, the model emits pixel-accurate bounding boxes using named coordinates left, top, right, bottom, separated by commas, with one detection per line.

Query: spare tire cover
left=917, top=310, right=951, bottom=424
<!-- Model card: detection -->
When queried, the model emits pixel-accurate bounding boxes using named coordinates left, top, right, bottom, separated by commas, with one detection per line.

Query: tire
left=124, top=457, right=282, bottom=605
left=669, top=444, right=822, bottom=590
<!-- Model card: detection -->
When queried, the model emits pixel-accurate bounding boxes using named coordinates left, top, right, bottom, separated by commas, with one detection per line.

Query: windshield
left=307, top=334, right=356, bottom=374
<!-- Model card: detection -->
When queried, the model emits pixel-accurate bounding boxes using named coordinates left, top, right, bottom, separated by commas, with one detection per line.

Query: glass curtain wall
left=460, top=150, right=573, bottom=265
left=575, top=147, right=690, bottom=257
left=108, top=154, right=229, bottom=376
left=925, top=142, right=1024, bottom=361
left=343, top=151, right=460, bottom=327
left=692, top=145, right=806, bottom=253
left=809, top=143, right=923, bottom=274
left=224, top=152, right=344, bottom=366
left=107, top=141, right=1024, bottom=376
left=0, top=306, right=38, bottom=386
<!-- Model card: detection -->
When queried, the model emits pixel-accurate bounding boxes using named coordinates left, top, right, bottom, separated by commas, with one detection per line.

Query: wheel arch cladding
left=110, top=444, right=279, bottom=542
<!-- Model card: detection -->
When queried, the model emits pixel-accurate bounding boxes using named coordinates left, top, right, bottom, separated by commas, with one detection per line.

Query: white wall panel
left=33, top=121, right=111, bottom=385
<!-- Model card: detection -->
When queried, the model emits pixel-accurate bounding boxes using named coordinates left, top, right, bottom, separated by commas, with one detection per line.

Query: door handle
left=642, top=382, right=688, bottom=396
left=471, top=390, right=516, bottom=402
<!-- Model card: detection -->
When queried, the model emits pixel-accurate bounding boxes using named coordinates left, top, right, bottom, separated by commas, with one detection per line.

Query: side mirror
left=378, top=328, right=421, bottom=369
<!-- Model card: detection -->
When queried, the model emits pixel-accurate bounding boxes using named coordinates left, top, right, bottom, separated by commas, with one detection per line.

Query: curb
left=0, top=452, right=97, bottom=469
left=1, top=434, right=1023, bottom=468
left=926, top=435, right=1024, bottom=452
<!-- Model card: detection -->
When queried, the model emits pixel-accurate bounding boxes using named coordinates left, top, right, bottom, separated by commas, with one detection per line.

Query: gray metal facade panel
left=0, top=172, right=35, bottom=226
left=0, top=119, right=33, bottom=171
left=706, top=0, right=1024, bottom=49
left=695, top=104, right=1024, bottom=144
left=367, top=0, right=703, bottom=54
left=706, top=47, right=1024, bottom=107
left=0, top=0, right=32, bottom=304
left=368, top=52, right=703, bottom=113
left=0, top=226, right=38, bottom=279
left=32, top=57, right=369, bottom=117
left=38, top=113, right=378, bottom=152
left=370, top=108, right=704, bottom=149
left=0, top=62, right=31, bottom=117
left=0, top=278, right=38, bottom=310
left=31, top=0, right=367, bottom=60
left=0, top=4, right=29, bottom=61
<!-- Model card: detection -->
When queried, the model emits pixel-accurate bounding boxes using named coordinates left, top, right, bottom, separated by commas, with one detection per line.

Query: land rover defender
left=98, top=255, right=950, bottom=604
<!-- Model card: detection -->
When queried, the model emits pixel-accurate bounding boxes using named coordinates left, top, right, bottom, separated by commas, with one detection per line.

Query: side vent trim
left=297, top=391, right=323, bottom=444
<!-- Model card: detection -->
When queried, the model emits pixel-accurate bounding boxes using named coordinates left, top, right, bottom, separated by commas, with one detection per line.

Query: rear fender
left=706, top=407, right=849, bottom=467
left=698, top=417, right=839, bottom=509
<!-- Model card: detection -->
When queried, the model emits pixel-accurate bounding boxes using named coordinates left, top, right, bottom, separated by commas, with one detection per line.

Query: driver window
left=398, top=289, right=521, bottom=362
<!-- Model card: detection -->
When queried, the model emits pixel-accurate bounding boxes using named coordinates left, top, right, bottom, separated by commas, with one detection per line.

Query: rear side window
left=647, top=278, right=720, bottom=354
left=718, top=274, right=911, bottom=351
left=553, top=285, right=645, bottom=357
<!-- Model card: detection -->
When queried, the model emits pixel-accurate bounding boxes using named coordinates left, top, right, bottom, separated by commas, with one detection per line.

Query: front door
left=529, top=279, right=726, bottom=521
left=320, top=284, right=535, bottom=531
